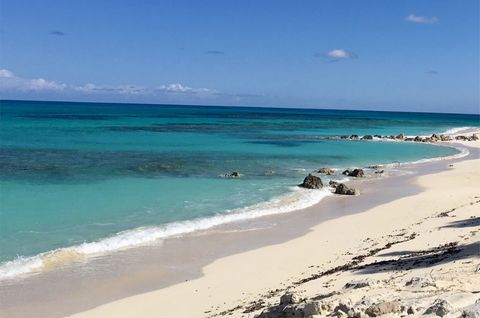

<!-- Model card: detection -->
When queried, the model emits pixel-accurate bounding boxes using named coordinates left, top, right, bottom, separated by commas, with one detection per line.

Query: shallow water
left=0, top=100, right=477, bottom=279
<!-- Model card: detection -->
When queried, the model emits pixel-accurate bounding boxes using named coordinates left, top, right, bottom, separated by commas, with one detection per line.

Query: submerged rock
left=335, top=183, right=357, bottom=195
left=224, top=171, right=241, bottom=178
left=318, top=167, right=335, bottom=175
left=299, top=174, right=323, bottom=189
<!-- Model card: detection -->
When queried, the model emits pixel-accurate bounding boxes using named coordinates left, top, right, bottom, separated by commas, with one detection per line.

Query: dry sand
left=68, top=138, right=480, bottom=317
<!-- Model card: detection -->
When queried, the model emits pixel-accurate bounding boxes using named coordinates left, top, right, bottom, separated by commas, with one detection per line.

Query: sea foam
left=0, top=187, right=331, bottom=281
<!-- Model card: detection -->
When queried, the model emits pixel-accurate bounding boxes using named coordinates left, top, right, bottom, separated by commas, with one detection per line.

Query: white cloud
left=405, top=14, right=438, bottom=24
left=74, top=83, right=147, bottom=95
left=0, top=68, right=217, bottom=99
left=317, top=49, right=357, bottom=61
left=158, top=83, right=213, bottom=94
left=0, top=69, right=14, bottom=78
left=0, top=69, right=66, bottom=91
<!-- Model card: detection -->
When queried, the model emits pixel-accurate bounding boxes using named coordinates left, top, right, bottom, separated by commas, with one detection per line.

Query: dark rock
left=224, top=171, right=241, bottom=178
left=414, top=136, right=423, bottom=142
left=342, top=168, right=364, bottom=177
left=350, top=135, right=359, bottom=140
left=456, top=135, right=468, bottom=141
left=424, top=299, right=452, bottom=317
left=341, top=135, right=349, bottom=139
left=431, top=133, right=440, bottom=141
left=407, top=306, right=415, bottom=315
left=469, top=134, right=479, bottom=141
left=299, top=174, right=323, bottom=189
left=395, top=133, right=405, bottom=140
left=365, top=301, right=401, bottom=317
left=335, top=183, right=357, bottom=195
left=279, top=292, right=300, bottom=305
left=361, top=135, right=373, bottom=140
left=404, top=137, right=414, bottom=141
left=374, top=170, right=384, bottom=174
left=374, top=135, right=382, bottom=138
left=350, top=169, right=364, bottom=177
left=329, top=180, right=340, bottom=188
left=318, top=167, right=335, bottom=175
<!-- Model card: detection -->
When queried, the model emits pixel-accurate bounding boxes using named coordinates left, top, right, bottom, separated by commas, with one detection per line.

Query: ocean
left=0, top=100, right=478, bottom=280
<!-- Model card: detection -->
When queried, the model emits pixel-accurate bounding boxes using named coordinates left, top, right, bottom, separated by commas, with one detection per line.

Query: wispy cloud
left=74, top=83, right=147, bottom=95
left=0, top=69, right=66, bottom=91
left=316, top=49, right=357, bottom=61
left=0, top=69, right=14, bottom=78
left=206, top=50, right=224, bottom=55
left=50, top=30, right=66, bottom=36
left=157, top=83, right=214, bottom=94
left=405, top=14, right=438, bottom=24
left=0, top=69, right=223, bottom=101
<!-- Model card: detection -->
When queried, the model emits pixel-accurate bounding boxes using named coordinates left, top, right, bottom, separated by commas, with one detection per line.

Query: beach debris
left=424, top=299, right=452, bottom=317
left=374, top=170, right=384, bottom=174
left=334, top=183, right=357, bottom=195
left=299, top=174, right=323, bottom=189
left=224, top=171, right=241, bottom=178
left=344, top=279, right=378, bottom=289
left=255, top=293, right=322, bottom=318
left=405, top=276, right=437, bottom=288
left=407, top=306, right=416, bottom=315
left=365, top=301, right=401, bottom=317
left=318, top=167, right=335, bottom=175
left=342, top=168, right=364, bottom=177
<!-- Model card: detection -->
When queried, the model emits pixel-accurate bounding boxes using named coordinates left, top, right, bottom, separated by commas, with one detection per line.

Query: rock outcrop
left=342, top=169, right=364, bottom=177
left=335, top=183, right=357, bottom=195
left=365, top=301, right=401, bottom=317
left=299, top=174, right=323, bottom=189
left=224, top=172, right=241, bottom=178
left=424, top=299, right=452, bottom=317
left=318, top=167, right=335, bottom=175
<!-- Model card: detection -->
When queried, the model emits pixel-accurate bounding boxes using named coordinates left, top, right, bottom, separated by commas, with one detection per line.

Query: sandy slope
left=69, top=140, right=480, bottom=318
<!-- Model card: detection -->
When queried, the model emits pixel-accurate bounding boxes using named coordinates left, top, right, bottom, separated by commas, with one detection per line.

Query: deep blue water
left=0, top=100, right=478, bottom=279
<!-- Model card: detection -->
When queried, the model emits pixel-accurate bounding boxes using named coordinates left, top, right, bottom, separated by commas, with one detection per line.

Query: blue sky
left=0, top=0, right=478, bottom=113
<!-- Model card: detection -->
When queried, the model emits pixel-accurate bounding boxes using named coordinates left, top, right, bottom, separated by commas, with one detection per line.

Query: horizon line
left=1, top=98, right=479, bottom=116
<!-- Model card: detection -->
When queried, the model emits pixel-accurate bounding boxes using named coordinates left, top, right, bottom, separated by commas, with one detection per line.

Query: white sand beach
left=66, top=137, right=480, bottom=318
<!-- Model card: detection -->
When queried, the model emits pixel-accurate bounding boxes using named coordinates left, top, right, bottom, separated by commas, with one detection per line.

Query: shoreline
left=65, top=139, right=479, bottom=318
left=0, top=129, right=473, bottom=282
left=0, top=131, right=478, bottom=317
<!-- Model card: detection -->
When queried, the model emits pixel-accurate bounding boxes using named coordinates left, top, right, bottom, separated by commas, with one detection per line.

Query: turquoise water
left=0, top=100, right=478, bottom=278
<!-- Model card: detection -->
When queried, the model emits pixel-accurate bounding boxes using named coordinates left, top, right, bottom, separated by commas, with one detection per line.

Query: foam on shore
left=0, top=187, right=332, bottom=281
